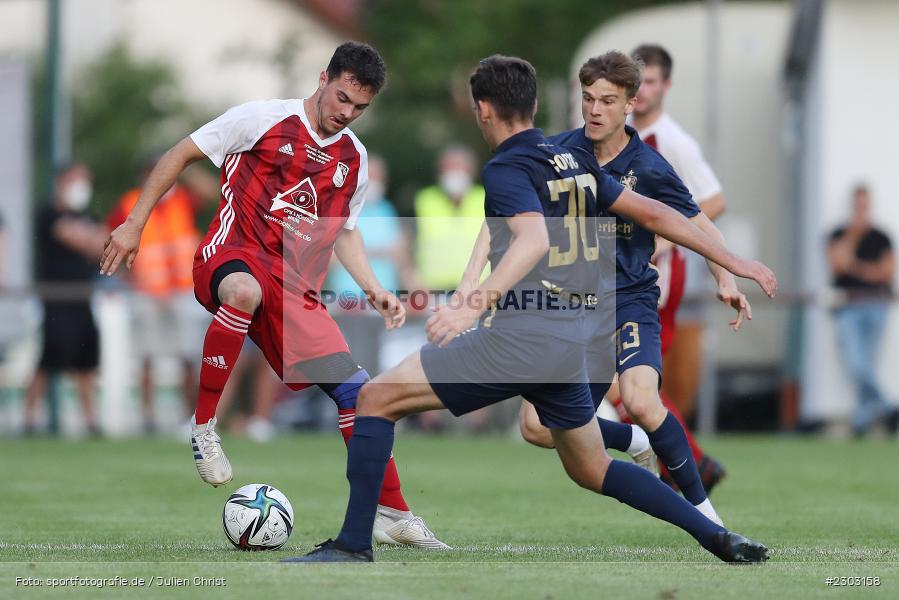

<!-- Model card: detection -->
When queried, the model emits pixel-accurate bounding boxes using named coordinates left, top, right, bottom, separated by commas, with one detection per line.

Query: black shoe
left=699, top=455, right=727, bottom=495
left=711, top=531, right=769, bottom=563
left=281, top=539, right=373, bottom=563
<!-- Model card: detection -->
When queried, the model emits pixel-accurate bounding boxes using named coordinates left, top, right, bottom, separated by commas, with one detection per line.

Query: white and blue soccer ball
left=222, top=483, right=294, bottom=551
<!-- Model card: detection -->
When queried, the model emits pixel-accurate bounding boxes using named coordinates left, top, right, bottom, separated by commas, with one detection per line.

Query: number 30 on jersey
left=546, top=172, right=600, bottom=267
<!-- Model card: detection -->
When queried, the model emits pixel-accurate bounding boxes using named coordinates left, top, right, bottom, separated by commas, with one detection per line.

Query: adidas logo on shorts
left=203, top=355, right=229, bottom=369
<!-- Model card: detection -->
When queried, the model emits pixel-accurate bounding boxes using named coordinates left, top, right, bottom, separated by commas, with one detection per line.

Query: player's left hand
left=717, top=283, right=752, bottom=331
left=729, top=256, right=777, bottom=298
left=367, top=288, right=406, bottom=330
left=426, top=302, right=481, bottom=348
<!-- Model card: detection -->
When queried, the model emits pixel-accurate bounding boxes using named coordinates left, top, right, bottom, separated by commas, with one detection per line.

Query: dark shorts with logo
left=420, top=326, right=595, bottom=430
left=612, top=289, right=663, bottom=378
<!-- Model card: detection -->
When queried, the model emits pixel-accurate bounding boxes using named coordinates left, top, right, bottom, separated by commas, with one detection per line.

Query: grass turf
left=1, top=433, right=897, bottom=598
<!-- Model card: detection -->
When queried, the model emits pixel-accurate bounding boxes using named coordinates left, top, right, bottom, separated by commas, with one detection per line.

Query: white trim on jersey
left=343, top=129, right=369, bottom=231
left=190, top=99, right=305, bottom=168
left=202, top=153, right=241, bottom=261
left=296, top=97, right=348, bottom=147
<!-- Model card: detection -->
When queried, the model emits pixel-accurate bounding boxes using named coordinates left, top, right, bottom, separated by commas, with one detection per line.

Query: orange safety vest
left=113, top=187, right=200, bottom=296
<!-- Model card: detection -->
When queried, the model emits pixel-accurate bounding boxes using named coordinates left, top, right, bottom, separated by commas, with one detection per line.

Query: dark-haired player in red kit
left=101, top=42, right=447, bottom=549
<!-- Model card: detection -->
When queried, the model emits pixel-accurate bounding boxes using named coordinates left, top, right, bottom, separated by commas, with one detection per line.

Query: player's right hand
left=730, top=257, right=777, bottom=299
left=366, top=288, right=406, bottom=330
left=100, top=221, right=142, bottom=275
left=426, top=302, right=481, bottom=348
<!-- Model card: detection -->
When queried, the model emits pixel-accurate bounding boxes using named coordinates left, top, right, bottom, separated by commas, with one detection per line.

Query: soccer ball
left=222, top=483, right=294, bottom=550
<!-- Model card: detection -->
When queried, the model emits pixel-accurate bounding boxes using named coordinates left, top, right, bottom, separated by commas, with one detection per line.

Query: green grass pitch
left=1, top=433, right=897, bottom=598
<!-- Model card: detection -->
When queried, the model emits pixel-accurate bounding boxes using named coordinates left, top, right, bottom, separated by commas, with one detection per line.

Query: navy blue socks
left=597, top=417, right=633, bottom=452
left=648, top=412, right=706, bottom=505
left=335, top=416, right=395, bottom=551
left=601, top=459, right=724, bottom=552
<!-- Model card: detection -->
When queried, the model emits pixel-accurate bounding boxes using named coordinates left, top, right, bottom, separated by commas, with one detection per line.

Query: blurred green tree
left=68, top=41, right=196, bottom=216
left=360, top=0, right=686, bottom=213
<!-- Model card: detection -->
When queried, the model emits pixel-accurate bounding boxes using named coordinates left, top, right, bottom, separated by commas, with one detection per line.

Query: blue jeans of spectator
left=834, top=301, right=895, bottom=432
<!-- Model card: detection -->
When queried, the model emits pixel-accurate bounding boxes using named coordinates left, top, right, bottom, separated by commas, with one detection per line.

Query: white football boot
left=372, top=505, right=451, bottom=549
left=191, top=416, right=233, bottom=487
left=632, top=447, right=660, bottom=477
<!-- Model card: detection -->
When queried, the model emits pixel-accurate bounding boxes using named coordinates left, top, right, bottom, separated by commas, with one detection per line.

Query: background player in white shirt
left=628, top=43, right=729, bottom=491
left=632, top=44, right=724, bottom=410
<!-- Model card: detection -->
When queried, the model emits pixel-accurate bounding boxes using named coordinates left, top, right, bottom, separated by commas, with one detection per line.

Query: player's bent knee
left=356, top=382, right=401, bottom=420
left=218, top=274, right=262, bottom=313
left=620, top=378, right=664, bottom=429
left=626, top=397, right=664, bottom=430
left=565, top=461, right=607, bottom=494
left=356, top=383, right=382, bottom=416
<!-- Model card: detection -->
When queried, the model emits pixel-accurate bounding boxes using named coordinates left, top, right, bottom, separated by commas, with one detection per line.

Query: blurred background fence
left=1, top=0, right=897, bottom=440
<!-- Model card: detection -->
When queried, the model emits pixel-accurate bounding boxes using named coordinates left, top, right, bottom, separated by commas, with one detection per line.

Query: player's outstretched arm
left=427, top=213, right=548, bottom=347
left=610, top=188, right=777, bottom=298
left=334, top=227, right=406, bottom=330
left=100, top=137, right=206, bottom=275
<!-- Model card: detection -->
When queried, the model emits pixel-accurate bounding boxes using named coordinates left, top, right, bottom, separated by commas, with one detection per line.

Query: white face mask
left=64, top=179, right=92, bottom=211
left=366, top=181, right=385, bottom=204
left=439, top=169, right=472, bottom=199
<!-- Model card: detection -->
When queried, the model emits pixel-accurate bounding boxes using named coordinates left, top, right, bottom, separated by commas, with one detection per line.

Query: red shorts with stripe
left=193, top=246, right=349, bottom=390
left=653, top=247, right=686, bottom=358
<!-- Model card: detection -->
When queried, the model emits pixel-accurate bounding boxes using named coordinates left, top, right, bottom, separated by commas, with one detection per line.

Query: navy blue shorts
left=420, top=327, right=595, bottom=430
left=613, top=290, right=663, bottom=378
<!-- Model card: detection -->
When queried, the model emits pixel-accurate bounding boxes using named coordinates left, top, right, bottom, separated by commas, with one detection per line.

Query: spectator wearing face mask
left=410, top=146, right=490, bottom=433
left=23, top=163, right=108, bottom=437
left=412, top=145, right=485, bottom=293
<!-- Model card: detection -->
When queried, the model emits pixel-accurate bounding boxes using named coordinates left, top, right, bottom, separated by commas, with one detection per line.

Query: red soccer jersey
left=190, top=99, right=369, bottom=293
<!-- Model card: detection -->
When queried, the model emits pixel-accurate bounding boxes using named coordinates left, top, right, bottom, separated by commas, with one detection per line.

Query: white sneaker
left=191, top=416, right=233, bottom=487
left=632, top=447, right=660, bottom=477
left=372, top=505, right=450, bottom=549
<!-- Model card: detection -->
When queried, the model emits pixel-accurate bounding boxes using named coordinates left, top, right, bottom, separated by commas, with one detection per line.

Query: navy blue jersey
left=480, top=128, right=624, bottom=342
left=548, top=126, right=700, bottom=295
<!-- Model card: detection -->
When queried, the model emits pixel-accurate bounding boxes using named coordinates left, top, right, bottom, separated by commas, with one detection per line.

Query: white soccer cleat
left=632, top=447, right=660, bottom=478
left=191, top=416, right=233, bottom=487
left=372, top=505, right=451, bottom=549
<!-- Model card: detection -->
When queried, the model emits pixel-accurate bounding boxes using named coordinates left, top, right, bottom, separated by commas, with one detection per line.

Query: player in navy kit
left=285, top=55, right=773, bottom=564
left=517, top=51, right=752, bottom=526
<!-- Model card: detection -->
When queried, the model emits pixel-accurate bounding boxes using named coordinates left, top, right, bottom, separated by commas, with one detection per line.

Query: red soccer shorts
left=193, top=247, right=349, bottom=390
left=654, top=246, right=686, bottom=358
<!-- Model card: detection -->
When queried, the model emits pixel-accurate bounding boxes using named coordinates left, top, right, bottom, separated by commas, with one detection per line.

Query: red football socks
left=195, top=305, right=252, bottom=424
left=339, top=408, right=410, bottom=512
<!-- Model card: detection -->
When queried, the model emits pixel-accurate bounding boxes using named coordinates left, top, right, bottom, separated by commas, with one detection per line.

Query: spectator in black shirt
left=827, top=184, right=897, bottom=436
left=23, top=164, right=108, bottom=436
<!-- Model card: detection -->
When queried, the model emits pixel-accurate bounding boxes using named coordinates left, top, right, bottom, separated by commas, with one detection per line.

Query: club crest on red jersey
left=270, top=177, right=319, bottom=220
left=333, top=162, right=349, bottom=188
